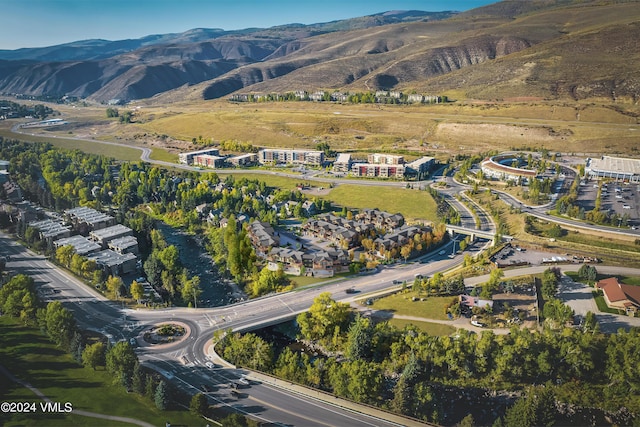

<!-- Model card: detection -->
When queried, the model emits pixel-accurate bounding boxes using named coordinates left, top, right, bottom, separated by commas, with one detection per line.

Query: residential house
left=29, top=219, right=72, bottom=242
left=87, top=249, right=137, bottom=276
left=54, top=235, right=101, bottom=256
left=64, top=206, right=115, bottom=233
left=596, top=277, right=640, bottom=313
left=107, top=235, right=140, bottom=256
left=248, top=221, right=280, bottom=255
left=89, top=224, right=133, bottom=248
left=267, top=247, right=304, bottom=275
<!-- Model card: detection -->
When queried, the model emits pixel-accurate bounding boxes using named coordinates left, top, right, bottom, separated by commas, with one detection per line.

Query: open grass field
left=149, top=148, right=178, bottom=163
left=3, top=95, right=639, bottom=174
left=0, top=317, right=206, bottom=427
left=0, top=126, right=143, bottom=162
left=319, top=184, right=438, bottom=222
left=387, top=318, right=455, bottom=336
left=217, top=171, right=307, bottom=191
left=130, top=100, right=640, bottom=158
left=8, top=96, right=636, bottom=164
left=368, top=292, right=456, bottom=321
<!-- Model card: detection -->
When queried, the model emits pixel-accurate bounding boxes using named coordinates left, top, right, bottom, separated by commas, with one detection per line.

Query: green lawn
left=592, top=292, right=624, bottom=315
left=320, top=185, right=438, bottom=221
left=0, top=317, right=207, bottom=427
left=289, top=271, right=352, bottom=288
left=387, top=318, right=455, bottom=336
left=149, top=147, right=178, bottom=163
left=218, top=172, right=308, bottom=191
left=368, top=292, right=456, bottom=321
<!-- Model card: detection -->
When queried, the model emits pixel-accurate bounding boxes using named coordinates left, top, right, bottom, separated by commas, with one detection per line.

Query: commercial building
left=258, top=149, right=324, bottom=166
left=179, top=148, right=220, bottom=165
left=586, top=156, right=640, bottom=183
left=480, top=155, right=538, bottom=183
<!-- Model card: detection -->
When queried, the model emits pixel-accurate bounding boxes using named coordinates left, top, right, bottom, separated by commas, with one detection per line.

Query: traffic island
left=139, top=322, right=190, bottom=348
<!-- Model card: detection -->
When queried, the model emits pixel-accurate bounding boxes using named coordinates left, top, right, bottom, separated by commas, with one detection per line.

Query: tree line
left=0, top=273, right=191, bottom=414
left=218, top=292, right=640, bottom=426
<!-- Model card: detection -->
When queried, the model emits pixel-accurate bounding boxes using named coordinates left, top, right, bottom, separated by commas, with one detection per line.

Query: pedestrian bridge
left=445, top=224, right=512, bottom=246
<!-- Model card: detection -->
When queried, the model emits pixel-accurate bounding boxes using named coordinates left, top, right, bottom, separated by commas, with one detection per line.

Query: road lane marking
left=277, top=297, right=294, bottom=313
left=245, top=395, right=335, bottom=427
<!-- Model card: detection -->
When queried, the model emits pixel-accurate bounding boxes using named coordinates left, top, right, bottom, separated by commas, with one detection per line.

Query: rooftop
left=588, top=156, right=640, bottom=175
left=87, top=249, right=137, bottom=267
left=90, top=224, right=132, bottom=240
left=108, top=235, right=138, bottom=248
left=54, top=235, right=101, bottom=255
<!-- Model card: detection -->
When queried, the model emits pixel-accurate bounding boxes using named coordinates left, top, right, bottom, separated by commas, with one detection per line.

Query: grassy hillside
left=0, top=317, right=204, bottom=427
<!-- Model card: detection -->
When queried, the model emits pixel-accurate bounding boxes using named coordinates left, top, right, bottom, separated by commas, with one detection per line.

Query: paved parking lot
left=577, top=180, right=639, bottom=226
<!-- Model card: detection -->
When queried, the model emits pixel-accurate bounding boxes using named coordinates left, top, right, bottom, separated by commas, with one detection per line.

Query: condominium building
left=179, top=148, right=220, bottom=165
left=258, top=149, right=324, bottom=166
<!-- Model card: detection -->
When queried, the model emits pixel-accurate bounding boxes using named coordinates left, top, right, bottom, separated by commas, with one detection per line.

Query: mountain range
left=0, top=1, right=638, bottom=104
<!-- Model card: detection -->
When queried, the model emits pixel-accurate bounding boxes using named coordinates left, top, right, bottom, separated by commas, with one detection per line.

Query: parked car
left=471, top=320, right=485, bottom=328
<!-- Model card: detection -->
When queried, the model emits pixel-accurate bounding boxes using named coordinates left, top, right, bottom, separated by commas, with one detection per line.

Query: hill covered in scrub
left=0, top=1, right=638, bottom=104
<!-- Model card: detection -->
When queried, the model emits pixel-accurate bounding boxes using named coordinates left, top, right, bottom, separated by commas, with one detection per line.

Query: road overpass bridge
left=445, top=224, right=512, bottom=246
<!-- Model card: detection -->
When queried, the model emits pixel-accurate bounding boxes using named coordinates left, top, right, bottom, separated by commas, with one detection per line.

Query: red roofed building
left=595, top=277, right=640, bottom=314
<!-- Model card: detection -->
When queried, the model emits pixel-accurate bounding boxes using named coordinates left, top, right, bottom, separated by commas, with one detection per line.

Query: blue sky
left=0, top=0, right=495, bottom=50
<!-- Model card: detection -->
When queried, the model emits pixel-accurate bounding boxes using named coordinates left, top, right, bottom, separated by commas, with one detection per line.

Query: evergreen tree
left=132, top=362, right=146, bottom=394
left=346, top=315, right=373, bottom=361
left=154, top=380, right=169, bottom=410
left=69, top=331, right=85, bottom=363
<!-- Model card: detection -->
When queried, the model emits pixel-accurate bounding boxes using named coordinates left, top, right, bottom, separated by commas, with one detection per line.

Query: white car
left=205, top=361, right=215, bottom=369
left=438, top=250, right=446, bottom=255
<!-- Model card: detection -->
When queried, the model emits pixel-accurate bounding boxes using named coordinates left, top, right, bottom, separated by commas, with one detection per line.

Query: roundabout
left=135, top=321, right=192, bottom=349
